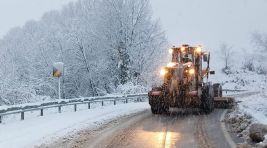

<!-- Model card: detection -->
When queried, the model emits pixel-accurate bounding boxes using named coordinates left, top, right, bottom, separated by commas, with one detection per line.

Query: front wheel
left=149, top=87, right=168, bottom=114
left=151, top=107, right=158, bottom=114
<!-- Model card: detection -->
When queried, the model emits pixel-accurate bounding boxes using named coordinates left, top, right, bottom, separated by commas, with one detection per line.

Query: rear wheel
left=201, top=85, right=214, bottom=114
left=213, top=83, right=222, bottom=97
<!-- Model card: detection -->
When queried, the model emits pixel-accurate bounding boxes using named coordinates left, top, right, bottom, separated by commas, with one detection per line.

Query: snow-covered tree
left=95, top=0, right=167, bottom=85
left=220, top=43, right=233, bottom=74
left=0, top=0, right=167, bottom=105
left=252, top=32, right=267, bottom=52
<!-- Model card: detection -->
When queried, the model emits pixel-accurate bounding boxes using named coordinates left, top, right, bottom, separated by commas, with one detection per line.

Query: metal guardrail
left=0, top=93, right=148, bottom=124
left=222, top=89, right=248, bottom=94
left=0, top=89, right=248, bottom=123
left=222, top=89, right=248, bottom=92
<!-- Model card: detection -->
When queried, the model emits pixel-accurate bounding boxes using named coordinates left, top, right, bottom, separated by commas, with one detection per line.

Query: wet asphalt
left=85, top=109, right=232, bottom=148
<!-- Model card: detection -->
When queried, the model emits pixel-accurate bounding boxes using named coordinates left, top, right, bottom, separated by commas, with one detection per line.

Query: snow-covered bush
left=222, top=67, right=232, bottom=75
left=220, top=43, right=234, bottom=74
left=115, top=82, right=149, bottom=94
left=242, top=58, right=255, bottom=72
left=256, top=65, right=267, bottom=75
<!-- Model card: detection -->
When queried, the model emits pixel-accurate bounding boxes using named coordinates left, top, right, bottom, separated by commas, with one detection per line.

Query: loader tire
left=149, top=95, right=167, bottom=114
left=151, top=107, right=158, bottom=114
left=201, top=85, right=214, bottom=114
left=149, top=86, right=168, bottom=114
left=151, top=106, right=161, bottom=114
left=213, top=83, right=222, bottom=97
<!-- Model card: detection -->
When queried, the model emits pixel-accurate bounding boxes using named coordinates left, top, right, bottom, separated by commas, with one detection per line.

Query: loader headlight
left=160, top=68, right=168, bottom=76
left=189, top=68, right=195, bottom=75
left=196, top=46, right=202, bottom=54
left=169, top=48, right=173, bottom=54
left=180, top=47, right=185, bottom=52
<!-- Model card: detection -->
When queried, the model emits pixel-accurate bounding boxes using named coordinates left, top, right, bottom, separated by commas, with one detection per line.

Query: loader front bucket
left=214, top=97, right=235, bottom=109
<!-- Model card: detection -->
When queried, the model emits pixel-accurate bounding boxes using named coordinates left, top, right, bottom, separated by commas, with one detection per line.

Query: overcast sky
left=0, top=0, right=76, bottom=38
left=1, top=0, right=267, bottom=51
left=151, top=0, right=267, bottom=51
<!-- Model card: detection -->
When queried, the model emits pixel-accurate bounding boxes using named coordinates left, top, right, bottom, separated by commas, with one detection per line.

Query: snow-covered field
left=0, top=102, right=149, bottom=148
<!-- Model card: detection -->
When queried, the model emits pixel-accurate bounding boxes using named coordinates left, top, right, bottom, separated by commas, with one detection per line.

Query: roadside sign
left=53, top=62, right=64, bottom=77
left=53, top=62, right=64, bottom=100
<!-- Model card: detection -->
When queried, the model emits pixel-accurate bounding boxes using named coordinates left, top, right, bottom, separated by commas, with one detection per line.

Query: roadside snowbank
left=0, top=102, right=149, bottom=148
left=225, top=92, right=267, bottom=146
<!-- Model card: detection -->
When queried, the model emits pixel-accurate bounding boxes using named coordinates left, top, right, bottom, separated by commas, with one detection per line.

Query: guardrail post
left=21, top=112, right=24, bottom=120
left=114, top=100, right=116, bottom=105
left=102, top=101, right=104, bottom=106
left=140, top=97, right=143, bottom=102
left=88, top=103, right=91, bottom=109
left=40, top=109, right=44, bottom=116
left=74, top=104, right=77, bottom=112
left=58, top=106, right=62, bottom=113
left=0, top=115, right=2, bottom=123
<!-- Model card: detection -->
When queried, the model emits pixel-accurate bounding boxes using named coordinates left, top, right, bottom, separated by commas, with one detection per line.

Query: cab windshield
left=172, top=51, right=194, bottom=63
left=182, top=53, right=193, bottom=63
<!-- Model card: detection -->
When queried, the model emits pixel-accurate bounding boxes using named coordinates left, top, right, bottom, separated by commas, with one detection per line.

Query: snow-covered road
left=42, top=109, right=234, bottom=148
left=0, top=102, right=149, bottom=148
left=1, top=91, right=266, bottom=148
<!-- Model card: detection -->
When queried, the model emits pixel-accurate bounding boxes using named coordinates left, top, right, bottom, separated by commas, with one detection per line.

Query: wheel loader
left=148, top=44, right=234, bottom=114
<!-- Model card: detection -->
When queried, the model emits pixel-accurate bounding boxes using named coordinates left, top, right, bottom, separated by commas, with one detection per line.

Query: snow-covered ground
left=237, top=91, right=267, bottom=124
left=219, top=68, right=267, bottom=145
left=0, top=102, right=149, bottom=148
left=226, top=91, right=267, bottom=145
left=219, top=70, right=267, bottom=125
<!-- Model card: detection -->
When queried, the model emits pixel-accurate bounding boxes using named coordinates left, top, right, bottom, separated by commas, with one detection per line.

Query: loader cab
left=170, top=46, right=196, bottom=64
left=169, top=45, right=211, bottom=79
left=182, top=53, right=193, bottom=63
left=169, top=45, right=211, bottom=76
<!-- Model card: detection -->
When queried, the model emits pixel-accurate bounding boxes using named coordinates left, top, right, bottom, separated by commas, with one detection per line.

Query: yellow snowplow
left=148, top=45, right=234, bottom=114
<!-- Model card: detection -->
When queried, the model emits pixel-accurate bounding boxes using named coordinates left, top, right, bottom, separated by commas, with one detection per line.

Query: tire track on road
left=195, top=115, right=213, bottom=148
